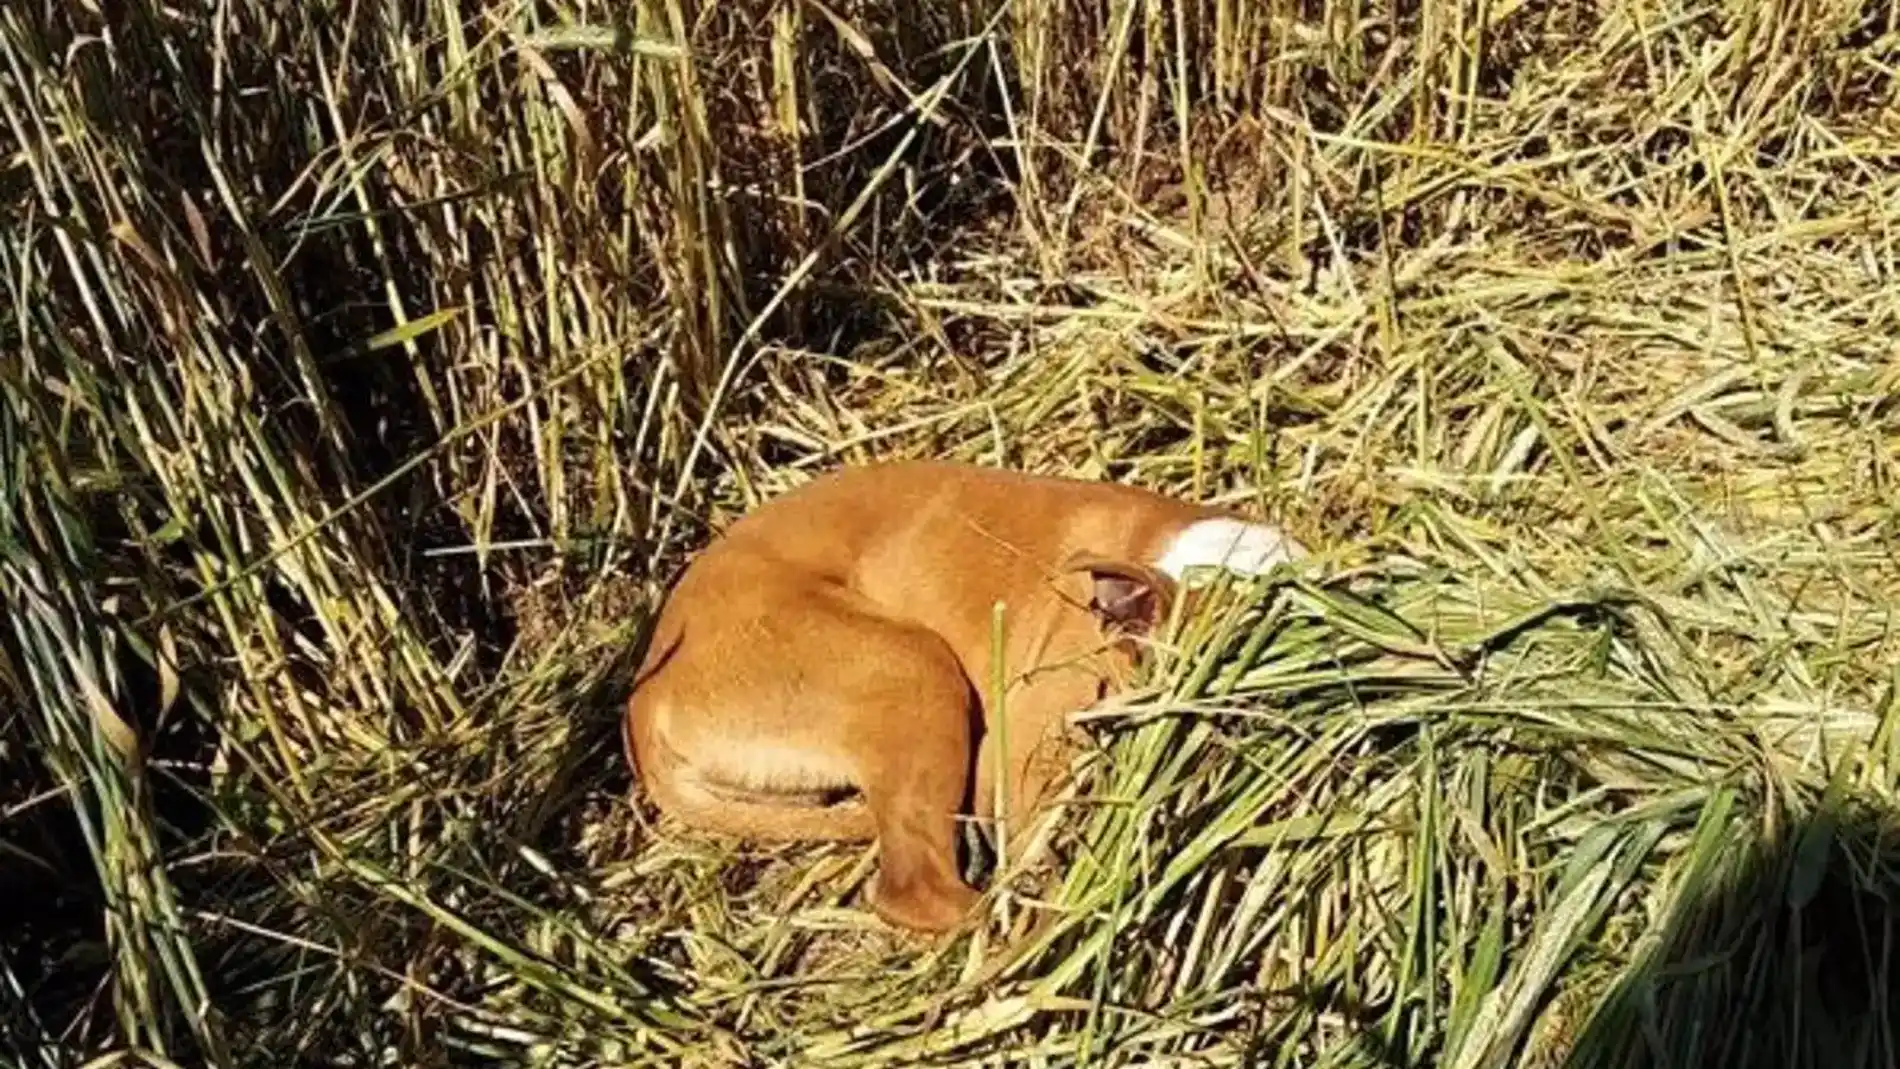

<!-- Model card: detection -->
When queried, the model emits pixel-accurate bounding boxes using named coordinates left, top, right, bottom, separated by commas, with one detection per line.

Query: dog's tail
left=631, top=614, right=685, bottom=692
left=622, top=614, right=685, bottom=781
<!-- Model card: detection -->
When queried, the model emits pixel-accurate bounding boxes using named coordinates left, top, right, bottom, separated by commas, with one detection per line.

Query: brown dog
left=623, top=460, right=1305, bottom=932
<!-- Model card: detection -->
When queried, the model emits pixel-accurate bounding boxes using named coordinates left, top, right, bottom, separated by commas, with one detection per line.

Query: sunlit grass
left=3, top=0, right=1898, bottom=1065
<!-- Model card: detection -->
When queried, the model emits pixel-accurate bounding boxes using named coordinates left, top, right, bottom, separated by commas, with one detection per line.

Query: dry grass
left=3, top=0, right=1899, bottom=1065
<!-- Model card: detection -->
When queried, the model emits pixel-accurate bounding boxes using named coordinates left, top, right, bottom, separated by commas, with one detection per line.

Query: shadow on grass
left=1564, top=800, right=1900, bottom=1069
left=1234, top=791, right=1900, bottom=1069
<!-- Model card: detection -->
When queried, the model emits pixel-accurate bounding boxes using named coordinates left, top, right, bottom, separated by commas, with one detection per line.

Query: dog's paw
left=866, top=872, right=980, bottom=934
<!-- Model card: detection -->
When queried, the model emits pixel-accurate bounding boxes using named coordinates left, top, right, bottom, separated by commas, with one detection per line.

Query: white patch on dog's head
left=1154, top=517, right=1306, bottom=582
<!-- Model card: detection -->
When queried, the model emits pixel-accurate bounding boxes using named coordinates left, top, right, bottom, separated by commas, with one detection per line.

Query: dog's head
left=1059, top=551, right=1180, bottom=692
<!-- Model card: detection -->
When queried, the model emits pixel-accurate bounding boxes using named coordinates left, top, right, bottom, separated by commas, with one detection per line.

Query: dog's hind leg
left=627, top=705, right=879, bottom=841
left=625, top=573, right=982, bottom=932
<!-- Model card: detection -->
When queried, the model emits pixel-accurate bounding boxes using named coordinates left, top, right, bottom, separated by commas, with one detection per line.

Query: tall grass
left=4, top=0, right=1898, bottom=1064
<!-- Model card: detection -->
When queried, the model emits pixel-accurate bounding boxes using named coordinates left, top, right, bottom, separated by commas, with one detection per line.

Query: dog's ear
left=1063, top=552, right=1176, bottom=638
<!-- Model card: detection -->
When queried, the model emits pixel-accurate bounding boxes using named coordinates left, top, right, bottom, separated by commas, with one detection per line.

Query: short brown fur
left=624, top=460, right=1273, bottom=932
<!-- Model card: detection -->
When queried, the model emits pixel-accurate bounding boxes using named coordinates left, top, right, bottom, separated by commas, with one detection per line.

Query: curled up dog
left=623, top=460, right=1306, bottom=933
